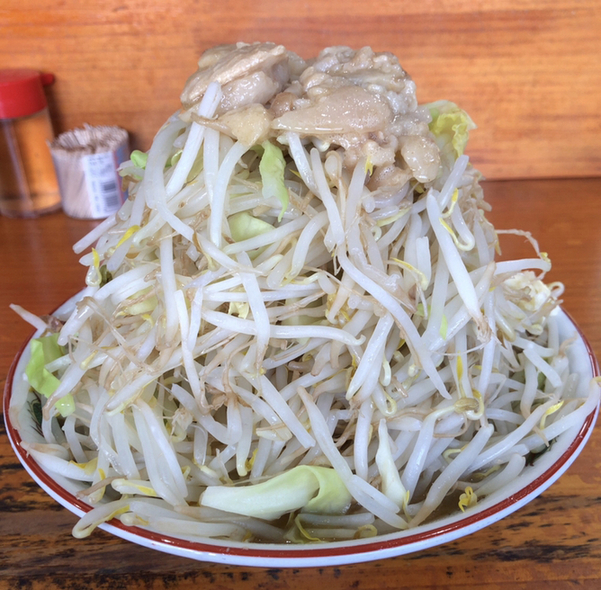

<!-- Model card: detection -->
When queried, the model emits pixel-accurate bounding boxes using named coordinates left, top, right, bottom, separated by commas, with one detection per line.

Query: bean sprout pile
left=12, top=43, right=599, bottom=544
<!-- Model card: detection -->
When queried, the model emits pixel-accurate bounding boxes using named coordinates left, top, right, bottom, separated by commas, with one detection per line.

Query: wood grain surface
left=1, top=0, right=600, bottom=180
left=1, top=177, right=601, bottom=589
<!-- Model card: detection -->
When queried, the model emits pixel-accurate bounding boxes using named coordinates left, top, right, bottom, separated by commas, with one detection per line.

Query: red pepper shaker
left=0, top=69, right=61, bottom=217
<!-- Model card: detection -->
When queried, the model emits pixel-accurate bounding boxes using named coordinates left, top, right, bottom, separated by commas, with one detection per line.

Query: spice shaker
left=0, top=69, right=61, bottom=217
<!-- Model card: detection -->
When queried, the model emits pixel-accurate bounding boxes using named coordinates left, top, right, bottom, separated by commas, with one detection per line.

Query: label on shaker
left=82, top=151, right=126, bottom=218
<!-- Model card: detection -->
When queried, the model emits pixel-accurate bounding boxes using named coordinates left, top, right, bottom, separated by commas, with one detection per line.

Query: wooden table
left=1, top=177, right=601, bottom=589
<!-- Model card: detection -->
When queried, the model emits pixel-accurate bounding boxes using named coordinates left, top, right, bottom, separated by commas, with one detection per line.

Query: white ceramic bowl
left=4, top=308, right=599, bottom=567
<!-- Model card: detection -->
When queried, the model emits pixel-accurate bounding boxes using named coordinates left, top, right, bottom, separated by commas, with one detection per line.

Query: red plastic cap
left=0, top=69, right=55, bottom=119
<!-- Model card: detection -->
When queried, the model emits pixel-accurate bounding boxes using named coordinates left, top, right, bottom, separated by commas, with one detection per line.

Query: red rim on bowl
left=3, top=307, right=600, bottom=566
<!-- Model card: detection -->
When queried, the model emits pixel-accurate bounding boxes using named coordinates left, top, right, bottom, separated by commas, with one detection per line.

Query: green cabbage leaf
left=259, top=140, right=289, bottom=221
left=200, top=465, right=351, bottom=520
left=25, top=334, right=74, bottom=417
left=427, top=100, right=476, bottom=165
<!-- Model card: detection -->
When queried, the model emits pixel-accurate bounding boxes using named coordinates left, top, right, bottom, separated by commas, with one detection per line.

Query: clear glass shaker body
left=0, top=106, right=61, bottom=217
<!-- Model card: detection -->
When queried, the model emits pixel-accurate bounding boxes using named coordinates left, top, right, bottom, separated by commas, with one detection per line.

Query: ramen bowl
left=4, top=307, right=599, bottom=567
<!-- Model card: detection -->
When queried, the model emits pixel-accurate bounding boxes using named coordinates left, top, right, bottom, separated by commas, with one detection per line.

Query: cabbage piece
left=427, top=100, right=476, bottom=166
left=25, top=334, right=74, bottom=417
left=130, top=150, right=148, bottom=169
left=229, top=211, right=273, bottom=243
left=229, top=211, right=274, bottom=260
left=259, top=140, right=289, bottom=221
left=200, top=465, right=352, bottom=520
